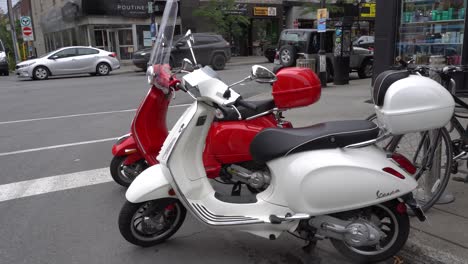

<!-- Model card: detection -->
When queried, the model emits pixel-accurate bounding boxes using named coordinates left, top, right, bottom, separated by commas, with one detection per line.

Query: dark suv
left=133, top=33, right=231, bottom=71
left=274, top=29, right=374, bottom=79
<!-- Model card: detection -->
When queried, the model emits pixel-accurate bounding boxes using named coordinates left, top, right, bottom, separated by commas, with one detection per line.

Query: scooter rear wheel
left=119, top=198, right=186, bottom=247
left=330, top=201, right=410, bottom=263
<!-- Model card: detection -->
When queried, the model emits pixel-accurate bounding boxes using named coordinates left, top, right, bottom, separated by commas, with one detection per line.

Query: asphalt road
left=0, top=65, right=359, bottom=264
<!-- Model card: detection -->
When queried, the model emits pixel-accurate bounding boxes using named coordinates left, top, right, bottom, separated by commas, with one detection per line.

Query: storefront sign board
left=254, top=7, right=277, bottom=16
left=360, top=3, right=376, bottom=18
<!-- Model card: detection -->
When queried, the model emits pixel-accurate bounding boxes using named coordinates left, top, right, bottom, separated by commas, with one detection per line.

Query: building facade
left=31, top=0, right=181, bottom=59
left=28, top=0, right=375, bottom=59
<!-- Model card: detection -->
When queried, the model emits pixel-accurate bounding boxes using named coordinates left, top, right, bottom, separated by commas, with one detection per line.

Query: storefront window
left=397, top=0, right=466, bottom=65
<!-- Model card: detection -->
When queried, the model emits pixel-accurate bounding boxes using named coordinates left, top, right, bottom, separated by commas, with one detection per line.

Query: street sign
left=317, top=8, right=328, bottom=33
left=20, top=16, right=35, bottom=41
left=20, top=16, right=32, bottom=27
left=22, top=26, right=34, bottom=41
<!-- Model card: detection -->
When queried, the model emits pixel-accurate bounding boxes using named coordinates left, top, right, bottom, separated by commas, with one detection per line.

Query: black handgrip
left=237, top=98, right=257, bottom=111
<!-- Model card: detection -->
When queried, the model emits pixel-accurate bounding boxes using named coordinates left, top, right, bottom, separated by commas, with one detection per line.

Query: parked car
left=132, top=33, right=231, bottom=71
left=353, top=35, right=374, bottom=50
left=275, top=29, right=374, bottom=79
left=15, top=46, right=120, bottom=80
left=0, top=39, right=8, bottom=76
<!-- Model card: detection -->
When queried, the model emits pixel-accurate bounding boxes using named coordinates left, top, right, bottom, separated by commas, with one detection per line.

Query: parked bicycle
left=367, top=61, right=468, bottom=212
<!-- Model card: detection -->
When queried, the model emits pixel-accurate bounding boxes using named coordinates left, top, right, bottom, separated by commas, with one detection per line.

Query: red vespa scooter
left=111, top=32, right=320, bottom=192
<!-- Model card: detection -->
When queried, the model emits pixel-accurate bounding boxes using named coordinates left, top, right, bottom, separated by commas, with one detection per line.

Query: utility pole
left=7, top=0, right=21, bottom=63
left=318, top=0, right=327, bottom=87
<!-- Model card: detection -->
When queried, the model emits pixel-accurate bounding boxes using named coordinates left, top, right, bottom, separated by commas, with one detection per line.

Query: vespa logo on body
left=376, top=189, right=400, bottom=199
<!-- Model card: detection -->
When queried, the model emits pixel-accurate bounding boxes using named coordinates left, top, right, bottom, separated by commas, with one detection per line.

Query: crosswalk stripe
left=0, top=168, right=112, bottom=202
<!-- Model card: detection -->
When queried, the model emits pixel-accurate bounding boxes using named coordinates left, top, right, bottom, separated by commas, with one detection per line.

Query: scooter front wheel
left=330, top=201, right=410, bottom=263
left=110, top=156, right=147, bottom=187
left=119, top=198, right=186, bottom=247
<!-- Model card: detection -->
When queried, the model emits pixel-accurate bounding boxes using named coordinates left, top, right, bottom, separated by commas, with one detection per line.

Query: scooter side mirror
left=181, top=58, right=195, bottom=72
left=251, top=65, right=277, bottom=83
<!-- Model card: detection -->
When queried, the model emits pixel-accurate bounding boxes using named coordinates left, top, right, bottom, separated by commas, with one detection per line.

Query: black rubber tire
left=110, top=156, right=146, bottom=187
left=211, top=54, right=226, bottom=71
left=267, top=56, right=274, bottom=63
left=32, top=66, right=49, bottom=80
left=278, top=45, right=296, bottom=67
left=2, top=71, right=9, bottom=76
left=358, top=59, right=374, bottom=79
left=119, top=198, right=186, bottom=247
left=331, top=201, right=410, bottom=263
left=96, top=62, right=111, bottom=76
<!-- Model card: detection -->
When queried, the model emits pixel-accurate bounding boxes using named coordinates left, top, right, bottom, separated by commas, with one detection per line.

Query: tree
left=193, top=0, right=250, bottom=43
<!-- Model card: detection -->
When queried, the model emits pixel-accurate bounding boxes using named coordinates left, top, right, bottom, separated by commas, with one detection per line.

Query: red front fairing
left=112, top=135, right=136, bottom=156
left=132, top=86, right=171, bottom=165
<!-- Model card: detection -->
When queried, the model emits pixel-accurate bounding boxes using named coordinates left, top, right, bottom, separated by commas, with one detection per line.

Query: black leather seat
left=250, top=120, right=379, bottom=163
left=373, top=70, right=409, bottom=106
left=217, top=99, right=276, bottom=121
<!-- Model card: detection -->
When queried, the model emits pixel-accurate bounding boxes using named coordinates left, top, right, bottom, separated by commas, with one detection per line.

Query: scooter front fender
left=126, top=164, right=172, bottom=203
left=112, top=134, right=137, bottom=156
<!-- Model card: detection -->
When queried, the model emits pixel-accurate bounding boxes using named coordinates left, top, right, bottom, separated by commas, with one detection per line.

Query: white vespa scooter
left=118, top=1, right=455, bottom=263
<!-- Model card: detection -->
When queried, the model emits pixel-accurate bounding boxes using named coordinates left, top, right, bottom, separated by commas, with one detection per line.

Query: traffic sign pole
left=7, top=0, right=21, bottom=63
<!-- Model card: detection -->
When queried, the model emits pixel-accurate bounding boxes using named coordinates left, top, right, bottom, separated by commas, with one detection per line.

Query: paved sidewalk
left=249, top=77, right=468, bottom=264
left=113, top=56, right=269, bottom=75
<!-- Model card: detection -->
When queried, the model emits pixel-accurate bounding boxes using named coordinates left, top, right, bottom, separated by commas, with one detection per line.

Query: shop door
left=117, top=29, right=134, bottom=60
left=107, top=30, right=118, bottom=55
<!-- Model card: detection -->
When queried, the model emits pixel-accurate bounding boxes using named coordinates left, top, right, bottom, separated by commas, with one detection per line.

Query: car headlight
left=0, top=56, right=6, bottom=62
left=17, top=62, right=36, bottom=68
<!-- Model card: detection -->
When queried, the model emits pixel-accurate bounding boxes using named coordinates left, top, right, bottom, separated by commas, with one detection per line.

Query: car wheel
left=358, top=59, right=373, bottom=79
left=211, top=54, right=226, bottom=71
left=96, top=62, right=110, bottom=76
left=33, top=66, right=49, bottom=80
left=278, top=45, right=296, bottom=67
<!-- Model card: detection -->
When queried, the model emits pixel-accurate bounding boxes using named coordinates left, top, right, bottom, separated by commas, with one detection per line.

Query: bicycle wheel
left=367, top=114, right=453, bottom=212
left=387, top=128, right=453, bottom=212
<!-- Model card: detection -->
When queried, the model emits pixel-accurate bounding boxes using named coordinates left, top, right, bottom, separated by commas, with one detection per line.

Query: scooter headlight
left=146, top=65, right=154, bottom=85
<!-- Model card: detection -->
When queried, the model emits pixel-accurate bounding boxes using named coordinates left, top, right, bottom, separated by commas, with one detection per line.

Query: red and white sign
left=21, top=16, right=34, bottom=41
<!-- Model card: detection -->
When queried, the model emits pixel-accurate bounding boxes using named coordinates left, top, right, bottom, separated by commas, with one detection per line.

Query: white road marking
left=0, top=137, right=118, bottom=157
left=0, top=104, right=192, bottom=125
left=0, top=168, right=112, bottom=202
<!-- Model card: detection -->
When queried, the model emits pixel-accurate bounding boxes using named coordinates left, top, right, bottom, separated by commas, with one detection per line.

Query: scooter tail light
left=391, top=153, right=417, bottom=175
left=168, top=189, right=176, bottom=196
left=281, top=121, right=293, bottom=128
left=382, top=167, right=405, bottom=179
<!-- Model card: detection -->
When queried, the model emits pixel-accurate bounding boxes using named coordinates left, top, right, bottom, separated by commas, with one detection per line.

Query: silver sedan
left=16, top=46, right=121, bottom=80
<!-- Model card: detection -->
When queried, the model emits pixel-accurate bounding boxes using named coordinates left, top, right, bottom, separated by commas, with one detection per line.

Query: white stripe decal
left=0, top=168, right=112, bottom=202
left=0, top=137, right=118, bottom=157
left=0, top=104, right=192, bottom=125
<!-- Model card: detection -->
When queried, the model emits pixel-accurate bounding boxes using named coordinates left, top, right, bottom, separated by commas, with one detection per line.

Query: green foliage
left=193, top=0, right=250, bottom=42
left=0, top=9, right=25, bottom=70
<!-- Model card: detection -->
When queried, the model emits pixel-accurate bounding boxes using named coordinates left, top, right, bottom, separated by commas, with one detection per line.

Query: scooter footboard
left=126, top=164, right=172, bottom=203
